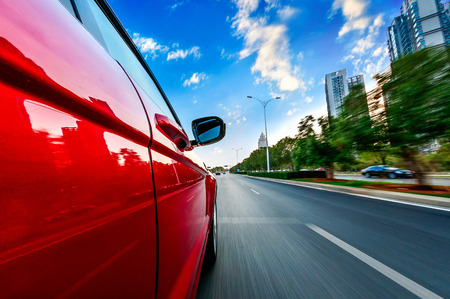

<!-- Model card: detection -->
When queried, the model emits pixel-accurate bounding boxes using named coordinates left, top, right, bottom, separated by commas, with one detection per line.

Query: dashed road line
left=250, top=189, right=260, bottom=195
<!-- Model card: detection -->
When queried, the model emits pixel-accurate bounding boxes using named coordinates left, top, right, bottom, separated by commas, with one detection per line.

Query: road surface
left=197, top=174, right=450, bottom=298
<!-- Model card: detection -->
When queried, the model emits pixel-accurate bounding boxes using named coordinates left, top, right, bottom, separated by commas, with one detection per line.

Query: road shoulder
left=243, top=175, right=450, bottom=209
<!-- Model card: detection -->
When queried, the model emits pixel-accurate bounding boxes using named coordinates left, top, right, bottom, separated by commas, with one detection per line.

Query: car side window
left=73, top=0, right=177, bottom=122
left=58, top=0, right=78, bottom=18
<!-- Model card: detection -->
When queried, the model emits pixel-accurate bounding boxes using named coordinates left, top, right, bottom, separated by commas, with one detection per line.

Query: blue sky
left=109, top=0, right=402, bottom=168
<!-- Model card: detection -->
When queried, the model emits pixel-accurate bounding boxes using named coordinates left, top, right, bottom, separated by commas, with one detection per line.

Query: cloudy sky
left=109, top=0, right=402, bottom=168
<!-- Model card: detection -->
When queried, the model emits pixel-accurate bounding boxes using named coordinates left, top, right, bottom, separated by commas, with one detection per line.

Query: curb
left=244, top=176, right=450, bottom=209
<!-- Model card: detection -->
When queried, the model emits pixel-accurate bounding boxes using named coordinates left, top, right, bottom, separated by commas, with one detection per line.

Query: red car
left=0, top=0, right=224, bottom=297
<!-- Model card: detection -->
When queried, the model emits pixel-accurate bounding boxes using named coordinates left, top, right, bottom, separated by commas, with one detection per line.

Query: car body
left=361, top=165, right=414, bottom=179
left=215, top=172, right=221, bottom=175
left=0, top=0, right=224, bottom=297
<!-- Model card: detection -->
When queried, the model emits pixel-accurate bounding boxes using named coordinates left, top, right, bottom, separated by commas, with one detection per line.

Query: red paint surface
left=132, top=82, right=216, bottom=298
left=0, top=0, right=155, bottom=296
left=0, top=0, right=216, bottom=297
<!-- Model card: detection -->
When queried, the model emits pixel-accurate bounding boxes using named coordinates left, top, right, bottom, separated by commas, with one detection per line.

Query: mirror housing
left=191, top=116, right=226, bottom=147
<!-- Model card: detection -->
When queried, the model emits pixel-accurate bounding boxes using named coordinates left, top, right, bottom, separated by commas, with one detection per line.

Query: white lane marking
left=251, top=189, right=260, bottom=195
left=307, top=224, right=442, bottom=299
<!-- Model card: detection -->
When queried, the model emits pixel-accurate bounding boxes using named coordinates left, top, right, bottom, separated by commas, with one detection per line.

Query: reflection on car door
left=133, top=82, right=210, bottom=298
left=0, top=0, right=157, bottom=296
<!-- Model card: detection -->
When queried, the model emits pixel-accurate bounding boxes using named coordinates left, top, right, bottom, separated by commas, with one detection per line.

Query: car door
left=71, top=1, right=213, bottom=297
left=0, top=0, right=157, bottom=296
left=135, top=83, right=211, bottom=298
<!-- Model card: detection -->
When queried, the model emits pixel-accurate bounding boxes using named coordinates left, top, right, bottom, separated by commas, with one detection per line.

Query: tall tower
left=258, top=133, right=266, bottom=149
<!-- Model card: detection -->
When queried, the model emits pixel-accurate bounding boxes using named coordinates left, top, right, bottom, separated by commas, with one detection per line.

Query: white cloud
left=363, top=46, right=389, bottom=87
left=193, top=99, right=198, bottom=104
left=231, top=0, right=305, bottom=92
left=170, top=1, right=186, bottom=11
left=330, top=0, right=367, bottom=20
left=305, top=96, right=313, bottom=103
left=330, top=0, right=370, bottom=37
left=338, top=17, right=371, bottom=37
left=167, top=46, right=201, bottom=61
left=183, top=72, right=208, bottom=87
left=243, top=116, right=247, bottom=121
left=351, top=14, right=384, bottom=54
left=342, top=54, right=355, bottom=62
left=287, top=108, right=300, bottom=116
left=133, top=33, right=169, bottom=58
left=220, top=48, right=236, bottom=60
left=213, top=147, right=223, bottom=154
left=372, top=46, right=383, bottom=57
left=277, top=6, right=300, bottom=21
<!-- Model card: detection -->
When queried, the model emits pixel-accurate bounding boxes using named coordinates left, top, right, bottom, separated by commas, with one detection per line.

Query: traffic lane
left=237, top=175, right=450, bottom=296
left=197, top=174, right=449, bottom=298
left=335, top=174, right=450, bottom=186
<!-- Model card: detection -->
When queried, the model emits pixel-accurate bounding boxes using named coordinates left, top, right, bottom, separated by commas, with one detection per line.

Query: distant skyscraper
left=325, top=69, right=365, bottom=117
left=258, top=133, right=266, bottom=149
left=348, top=74, right=365, bottom=90
left=387, top=0, right=450, bottom=61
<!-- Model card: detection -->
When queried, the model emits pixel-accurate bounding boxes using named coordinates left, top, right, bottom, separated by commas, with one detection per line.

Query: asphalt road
left=196, top=174, right=450, bottom=298
left=335, top=174, right=450, bottom=186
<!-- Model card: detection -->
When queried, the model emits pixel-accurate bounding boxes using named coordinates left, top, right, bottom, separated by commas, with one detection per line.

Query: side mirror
left=191, top=116, right=226, bottom=147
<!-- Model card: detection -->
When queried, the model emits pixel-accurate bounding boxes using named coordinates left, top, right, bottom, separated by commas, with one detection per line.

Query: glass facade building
left=388, top=0, right=450, bottom=62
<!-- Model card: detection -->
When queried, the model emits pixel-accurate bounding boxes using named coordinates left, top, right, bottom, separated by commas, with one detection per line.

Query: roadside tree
left=291, top=115, right=353, bottom=178
left=374, top=47, right=450, bottom=185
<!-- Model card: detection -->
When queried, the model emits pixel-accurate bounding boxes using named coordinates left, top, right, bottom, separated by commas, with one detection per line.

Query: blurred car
left=215, top=172, right=221, bottom=175
left=0, top=0, right=225, bottom=297
left=361, top=165, right=414, bottom=179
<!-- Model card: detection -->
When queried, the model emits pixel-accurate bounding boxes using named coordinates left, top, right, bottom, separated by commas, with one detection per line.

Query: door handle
left=155, top=113, right=191, bottom=151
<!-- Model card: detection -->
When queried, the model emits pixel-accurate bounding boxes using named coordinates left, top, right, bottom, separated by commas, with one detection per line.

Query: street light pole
left=232, top=148, right=242, bottom=168
left=247, top=96, right=280, bottom=172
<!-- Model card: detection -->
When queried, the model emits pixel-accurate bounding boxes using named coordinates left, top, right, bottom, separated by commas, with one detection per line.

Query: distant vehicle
left=223, top=172, right=226, bottom=174
left=361, top=165, right=414, bottom=179
left=215, top=172, right=221, bottom=175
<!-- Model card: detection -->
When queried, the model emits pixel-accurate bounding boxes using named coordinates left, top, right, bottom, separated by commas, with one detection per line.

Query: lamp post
left=232, top=148, right=242, bottom=168
left=247, top=96, right=280, bottom=172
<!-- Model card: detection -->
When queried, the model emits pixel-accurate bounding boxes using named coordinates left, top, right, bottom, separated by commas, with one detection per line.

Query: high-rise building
left=387, top=0, right=450, bottom=61
left=258, top=133, right=266, bottom=149
left=325, top=69, right=365, bottom=117
left=348, top=74, right=365, bottom=90
left=387, top=15, right=414, bottom=61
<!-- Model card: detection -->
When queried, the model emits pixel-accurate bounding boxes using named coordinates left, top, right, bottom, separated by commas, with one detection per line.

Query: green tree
left=338, top=84, right=389, bottom=165
left=374, top=47, right=450, bottom=185
left=291, top=115, right=353, bottom=178
left=270, top=137, right=296, bottom=170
